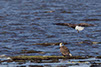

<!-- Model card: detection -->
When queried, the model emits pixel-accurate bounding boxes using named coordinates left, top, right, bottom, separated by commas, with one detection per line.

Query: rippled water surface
left=0, top=0, right=101, bottom=57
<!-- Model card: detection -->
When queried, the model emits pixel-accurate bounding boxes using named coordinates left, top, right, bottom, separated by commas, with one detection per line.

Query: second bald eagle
left=60, top=43, right=72, bottom=57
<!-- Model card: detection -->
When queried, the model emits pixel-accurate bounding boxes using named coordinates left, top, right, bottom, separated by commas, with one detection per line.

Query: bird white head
left=75, top=26, right=84, bottom=31
left=59, top=43, right=63, bottom=47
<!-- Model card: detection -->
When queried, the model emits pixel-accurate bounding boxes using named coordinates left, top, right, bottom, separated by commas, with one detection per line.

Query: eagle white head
left=59, top=43, right=63, bottom=47
left=75, top=26, right=84, bottom=33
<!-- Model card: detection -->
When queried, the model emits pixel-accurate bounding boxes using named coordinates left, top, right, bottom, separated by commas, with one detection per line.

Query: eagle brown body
left=59, top=43, right=72, bottom=57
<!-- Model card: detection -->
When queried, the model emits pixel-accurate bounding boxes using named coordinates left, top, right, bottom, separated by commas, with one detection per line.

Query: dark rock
left=21, top=50, right=44, bottom=54
left=32, top=42, right=68, bottom=46
left=81, top=19, right=100, bottom=21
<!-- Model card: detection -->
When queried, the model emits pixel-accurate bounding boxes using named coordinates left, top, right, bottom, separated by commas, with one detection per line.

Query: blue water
left=0, top=0, right=101, bottom=57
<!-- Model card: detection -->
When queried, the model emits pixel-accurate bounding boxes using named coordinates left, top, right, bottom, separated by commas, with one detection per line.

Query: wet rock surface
left=0, top=57, right=101, bottom=67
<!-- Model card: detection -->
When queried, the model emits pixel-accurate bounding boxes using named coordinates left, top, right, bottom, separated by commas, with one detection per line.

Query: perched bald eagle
left=59, top=43, right=72, bottom=57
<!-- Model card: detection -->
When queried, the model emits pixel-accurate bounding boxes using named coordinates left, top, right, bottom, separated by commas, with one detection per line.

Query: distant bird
left=75, top=26, right=84, bottom=33
left=54, top=22, right=96, bottom=33
left=59, top=43, right=72, bottom=57
left=54, top=23, right=86, bottom=33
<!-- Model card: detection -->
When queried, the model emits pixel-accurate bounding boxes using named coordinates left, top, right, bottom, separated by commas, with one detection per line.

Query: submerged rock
left=21, top=50, right=45, bottom=54
left=81, top=19, right=100, bottom=21
left=32, top=42, right=68, bottom=46
left=78, top=40, right=99, bottom=45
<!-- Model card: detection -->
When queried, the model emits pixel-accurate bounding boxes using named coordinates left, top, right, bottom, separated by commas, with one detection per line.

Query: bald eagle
left=59, top=43, right=72, bottom=57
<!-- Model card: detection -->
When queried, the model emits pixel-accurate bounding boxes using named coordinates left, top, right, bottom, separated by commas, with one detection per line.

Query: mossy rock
left=11, top=56, right=89, bottom=61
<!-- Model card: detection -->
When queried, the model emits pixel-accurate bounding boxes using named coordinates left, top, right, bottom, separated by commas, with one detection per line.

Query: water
left=0, top=0, right=101, bottom=67
left=0, top=58, right=101, bottom=67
